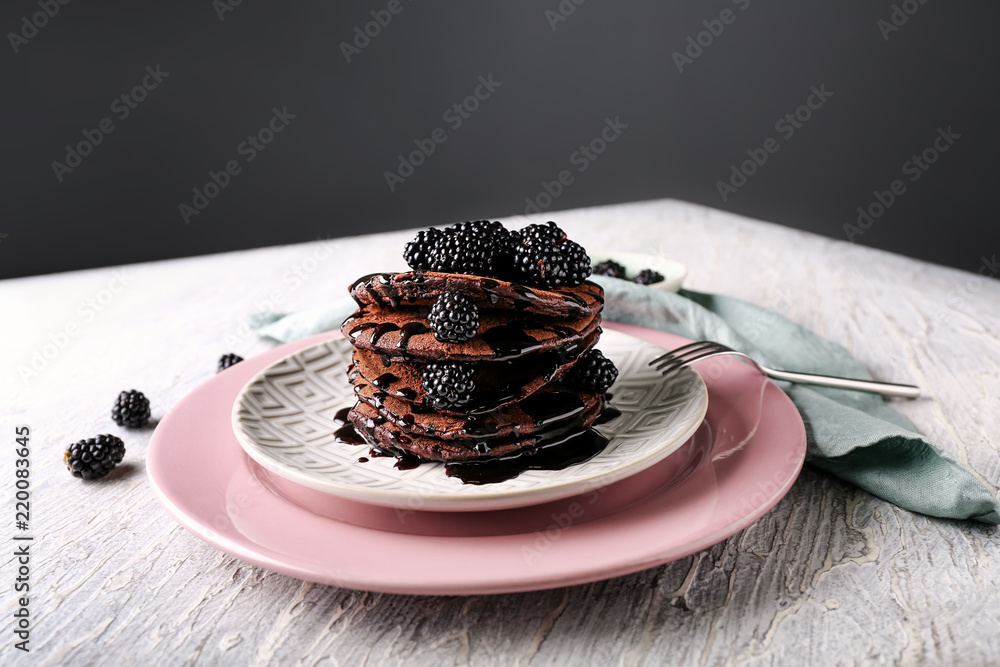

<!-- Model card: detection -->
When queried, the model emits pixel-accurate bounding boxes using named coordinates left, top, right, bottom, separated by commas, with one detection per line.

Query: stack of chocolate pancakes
left=340, top=270, right=611, bottom=465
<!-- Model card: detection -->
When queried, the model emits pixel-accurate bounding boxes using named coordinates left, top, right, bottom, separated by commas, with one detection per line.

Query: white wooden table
left=3, top=200, right=999, bottom=666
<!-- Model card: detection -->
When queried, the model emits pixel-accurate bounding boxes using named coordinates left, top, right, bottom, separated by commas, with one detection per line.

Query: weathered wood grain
left=2, top=200, right=998, bottom=666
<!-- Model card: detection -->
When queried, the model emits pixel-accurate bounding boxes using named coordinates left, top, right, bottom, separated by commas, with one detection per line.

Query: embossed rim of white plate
left=232, top=330, right=708, bottom=512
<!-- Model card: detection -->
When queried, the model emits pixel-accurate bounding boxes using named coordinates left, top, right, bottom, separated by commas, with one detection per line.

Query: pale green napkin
left=250, top=278, right=1000, bottom=524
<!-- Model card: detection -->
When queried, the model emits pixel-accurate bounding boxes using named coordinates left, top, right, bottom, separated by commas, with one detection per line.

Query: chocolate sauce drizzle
left=444, top=423, right=609, bottom=485
left=349, top=273, right=604, bottom=317
left=480, top=322, right=545, bottom=359
left=339, top=272, right=616, bottom=485
left=353, top=340, right=594, bottom=416
left=345, top=317, right=431, bottom=357
left=331, top=398, right=622, bottom=485
left=397, top=321, right=429, bottom=350
left=333, top=424, right=367, bottom=445
left=347, top=304, right=597, bottom=367
left=372, top=373, right=399, bottom=390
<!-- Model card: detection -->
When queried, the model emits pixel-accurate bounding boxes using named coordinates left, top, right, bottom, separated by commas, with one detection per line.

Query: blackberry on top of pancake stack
left=340, top=220, right=619, bottom=477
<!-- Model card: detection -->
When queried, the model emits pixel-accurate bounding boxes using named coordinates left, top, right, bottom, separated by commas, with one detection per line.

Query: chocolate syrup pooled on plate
left=333, top=423, right=367, bottom=445
left=444, top=423, right=609, bottom=484
left=594, top=404, right=622, bottom=425
left=333, top=405, right=370, bottom=445
left=342, top=397, right=621, bottom=485
left=444, top=398, right=622, bottom=484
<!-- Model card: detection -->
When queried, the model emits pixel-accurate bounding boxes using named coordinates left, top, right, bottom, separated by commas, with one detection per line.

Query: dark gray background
left=2, top=0, right=997, bottom=279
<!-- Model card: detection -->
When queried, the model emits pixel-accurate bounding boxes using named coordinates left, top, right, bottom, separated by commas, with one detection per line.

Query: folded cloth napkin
left=250, top=277, right=1000, bottom=524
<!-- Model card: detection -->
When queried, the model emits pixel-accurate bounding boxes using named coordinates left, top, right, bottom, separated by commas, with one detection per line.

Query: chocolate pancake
left=352, top=378, right=603, bottom=441
left=348, top=395, right=605, bottom=462
left=349, top=329, right=599, bottom=414
left=342, top=303, right=602, bottom=363
left=349, top=272, right=604, bottom=319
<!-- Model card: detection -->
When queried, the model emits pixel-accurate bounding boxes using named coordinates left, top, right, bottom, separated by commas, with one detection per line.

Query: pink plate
left=147, top=322, right=806, bottom=595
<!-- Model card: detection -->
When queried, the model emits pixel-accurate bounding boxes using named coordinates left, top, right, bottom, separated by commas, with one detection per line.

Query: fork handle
left=763, top=368, right=922, bottom=399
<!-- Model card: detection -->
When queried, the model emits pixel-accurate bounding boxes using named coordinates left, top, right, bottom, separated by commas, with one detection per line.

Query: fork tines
left=649, top=341, right=729, bottom=375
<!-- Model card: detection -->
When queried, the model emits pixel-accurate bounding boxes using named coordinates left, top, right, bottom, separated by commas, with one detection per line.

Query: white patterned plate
left=232, top=330, right=708, bottom=512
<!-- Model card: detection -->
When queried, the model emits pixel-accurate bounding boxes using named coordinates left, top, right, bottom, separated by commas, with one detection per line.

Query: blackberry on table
left=633, top=269, right=664, bottom=285
left=569, top=349, right=619, bottom=393
left=63, top=435, right=126, bottom=480
left=513, top=239, right=592, bottom=288
left=218, top=353, right=244, bottom=372
left=592, top=260, right=626, bottom=279
left=428, top=292, right=479, bottom=342
left=111, top=389, right=151, bottom=428
left=422, top=362, right=476, bottom=411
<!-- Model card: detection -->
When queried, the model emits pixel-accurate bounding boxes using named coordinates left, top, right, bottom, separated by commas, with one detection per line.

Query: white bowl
left=590, top=251, right=687, bottom=293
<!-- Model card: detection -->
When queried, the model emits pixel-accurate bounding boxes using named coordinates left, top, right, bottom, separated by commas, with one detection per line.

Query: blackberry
left=516, top=221, right=566, bottom=246
left=111, top=389, right=151, bottom=428
left=422, top=362, right=476, bottom=411
left=449, top=220, right=514, bottom=275
left=592, top=260, right=626, bottom=279
left=218, top=353, right=244, bottom=372
left=428, top=292, right=479, bottom=342
left=513, top=239, right=592, bottom=288
left=402, top=227, right=486, bottom=274
left=63, top=434, right=126, bottom=480
left=633, top=269, right=664, bottom=285
left=403, top=228, right=444, bottom=271
left=450, top=219, right=510, bottom=243
left=569, top=349, right=619, bottom=393
left=403, top=221, right=513, bottom=277
left=562, top=241, right=593, bottom=285
left=433, top=228, right=494, bottom=274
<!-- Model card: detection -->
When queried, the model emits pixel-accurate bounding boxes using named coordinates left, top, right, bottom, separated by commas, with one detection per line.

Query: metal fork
left=649, top=341, right=921, bottom=398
